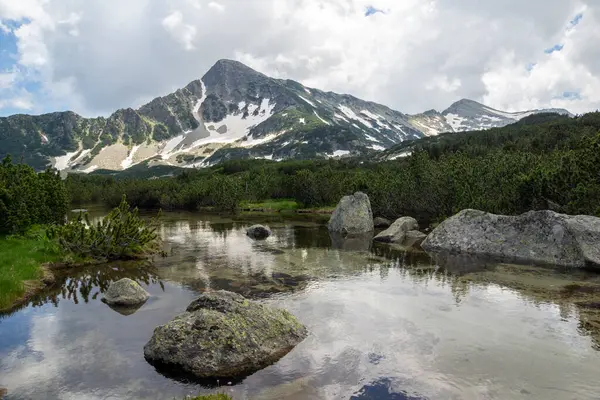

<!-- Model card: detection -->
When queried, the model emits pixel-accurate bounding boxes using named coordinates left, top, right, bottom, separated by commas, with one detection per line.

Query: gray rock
left=102, top=278, right=149, bottom=306
left=328, top=192, right=374, bottom=235
left=143, top=290, right=307, bottom=380
left=246, top=224, right=272, bottom=239
left=403, top=230, right=427, bottom=248
left=373, top=217, right=419, bottom=244
left=374, top=217, right=391, bottom=228
left=422, top=209, right=600, bottom=268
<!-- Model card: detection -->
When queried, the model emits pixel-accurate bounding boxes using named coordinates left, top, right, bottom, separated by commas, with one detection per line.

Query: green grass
left=240, top=199, right=300, bottom=211
left=0, top=227, right=63, bottom=310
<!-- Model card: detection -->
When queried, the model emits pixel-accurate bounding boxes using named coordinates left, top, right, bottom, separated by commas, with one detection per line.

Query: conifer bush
left=50, top=196, right=160, bottom=261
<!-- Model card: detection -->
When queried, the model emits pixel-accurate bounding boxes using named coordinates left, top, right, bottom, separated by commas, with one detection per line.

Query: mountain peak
left=203, top=59, right=265, bottom=81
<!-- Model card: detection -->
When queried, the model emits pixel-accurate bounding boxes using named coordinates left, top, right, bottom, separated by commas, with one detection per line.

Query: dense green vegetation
left=0, top=156, right=161, bottom=309
left=0, top=155, right=68, bottom=234
left=67, top=112, right=600, bottom=222
left=50, top=197, right=161, bottom=261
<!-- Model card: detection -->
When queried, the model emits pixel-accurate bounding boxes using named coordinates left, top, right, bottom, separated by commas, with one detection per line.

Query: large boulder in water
left=102, top=278, right=149, bottom=306
left=328, top=192, right=374, bottom=235
left=143, top=290, right=307, bottom=381
left=373, top=217, right=419, bottom=244
left=246, top=224, right=272, bottom=240
left=422, top=209, right=600, bottom=268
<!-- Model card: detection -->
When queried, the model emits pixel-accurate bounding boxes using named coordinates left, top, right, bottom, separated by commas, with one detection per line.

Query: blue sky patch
left=526, top=63, right=537, bottom=72
left=562, top=91, right=581, bottom=100
left=365, top=6, right=385, bottom=17
left=570, top=13, right=583, bottom=27
left=544, top=44, right=564, bottom=54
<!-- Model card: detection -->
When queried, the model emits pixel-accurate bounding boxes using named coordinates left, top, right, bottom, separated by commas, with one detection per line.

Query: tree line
left=65, top=112, right=600, bottom=223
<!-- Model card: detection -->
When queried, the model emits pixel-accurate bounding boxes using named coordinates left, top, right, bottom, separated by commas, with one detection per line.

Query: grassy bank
left=240, top=199, right=335, bottom=215
left=240, top=199, right=300, bottom=212
left=0, top=229, right=63, bottom=310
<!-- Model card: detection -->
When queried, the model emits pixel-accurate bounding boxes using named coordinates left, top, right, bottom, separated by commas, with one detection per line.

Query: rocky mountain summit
left=0, top=60, right=571, bottom=172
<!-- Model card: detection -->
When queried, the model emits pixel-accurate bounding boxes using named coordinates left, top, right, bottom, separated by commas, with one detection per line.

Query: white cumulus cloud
left=0, top=0, right=599, bottom=116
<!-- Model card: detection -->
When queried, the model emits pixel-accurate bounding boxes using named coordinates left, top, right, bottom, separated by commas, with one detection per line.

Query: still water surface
left=1, top=210, right=600, bottom=399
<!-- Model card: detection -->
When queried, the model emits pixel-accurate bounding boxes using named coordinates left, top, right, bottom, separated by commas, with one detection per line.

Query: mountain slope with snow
left=0, top=60, right=572, bottom=171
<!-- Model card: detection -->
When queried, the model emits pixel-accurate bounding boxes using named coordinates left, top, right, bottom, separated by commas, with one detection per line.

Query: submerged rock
left=246, top=224, right=272, bottom=240
left=373, top=217, right=419, bottom=244
left=143, top=290, right=307, bottom=381
left=328, top=192, right=374, bottom=235
left=373, top=217, right=391, bottom=228
left=422, top=209, right=600, bottom=268
left=102, top=278, right=149, bottom=306
left=330, top=231, right=373, bottom=252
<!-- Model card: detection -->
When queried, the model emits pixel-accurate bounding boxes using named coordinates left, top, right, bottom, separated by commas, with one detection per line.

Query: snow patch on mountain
left=333, top=113, right=349, bottom=123
left=54, top=151, right=79, bottom=170
left=121, top=145, right=141, bottom=169
left=241, top=129, right=288, bottom=147
left=329, top=150, right=350, bottom=158
left=299, top=95, right=316, bottom=108
left=313, top=111, right=331, bottom=125
left=191, top=98, right=276, bottom=149
left=338, top=105, right=373, bottom=129
left=444, top=113, right=467, bottom=131
left=161, top=134, right=186, bottom=160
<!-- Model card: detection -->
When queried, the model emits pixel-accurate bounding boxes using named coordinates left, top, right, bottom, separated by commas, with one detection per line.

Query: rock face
left=373, top=217, right=391, bottom=228
left=246, top=224, right=272, bottom=240
left=143, top=290, right=307, bottom=380
left=373, top=217, right=419, bottom=244
left=102, top=278, right=150, bottom=306
left=328, top=192, right=374, bottom=235
left=422, top=209, right=600, bottom=268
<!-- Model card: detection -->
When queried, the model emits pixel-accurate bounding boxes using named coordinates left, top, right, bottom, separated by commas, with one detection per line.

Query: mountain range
left=0, top=59, right=572, bottom=172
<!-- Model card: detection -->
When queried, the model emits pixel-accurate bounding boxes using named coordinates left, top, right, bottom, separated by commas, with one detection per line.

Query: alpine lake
left=1, top=207, right=600, bottom=400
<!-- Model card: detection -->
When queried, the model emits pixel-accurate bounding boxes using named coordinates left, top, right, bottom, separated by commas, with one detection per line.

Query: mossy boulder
left=143, top=290, right=307, bottom=381
left=101, top=278, right=149, bottom=306
left=246, top=224, right=272, bottom=240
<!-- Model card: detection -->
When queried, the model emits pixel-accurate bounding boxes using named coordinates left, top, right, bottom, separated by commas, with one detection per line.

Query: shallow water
left=1, top=210, right=600, bottom=399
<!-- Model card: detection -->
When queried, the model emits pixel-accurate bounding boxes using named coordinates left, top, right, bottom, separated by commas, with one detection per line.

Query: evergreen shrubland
left=67, top=112, right=600, bottom=222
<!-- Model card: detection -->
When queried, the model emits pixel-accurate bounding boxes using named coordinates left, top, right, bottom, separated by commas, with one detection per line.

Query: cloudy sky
left=0, top=0, right=598, bottom=117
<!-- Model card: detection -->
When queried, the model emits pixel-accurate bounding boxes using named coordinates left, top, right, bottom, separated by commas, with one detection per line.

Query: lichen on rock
left=102, top=278, right=149, bottom=306
left=328, top=192, right=374, bottom=235
left=143, top=290, right=307, bottom=381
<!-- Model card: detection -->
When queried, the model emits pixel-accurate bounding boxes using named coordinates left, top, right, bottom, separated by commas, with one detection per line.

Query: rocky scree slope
left=0, top=60, right=571, bottom=171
